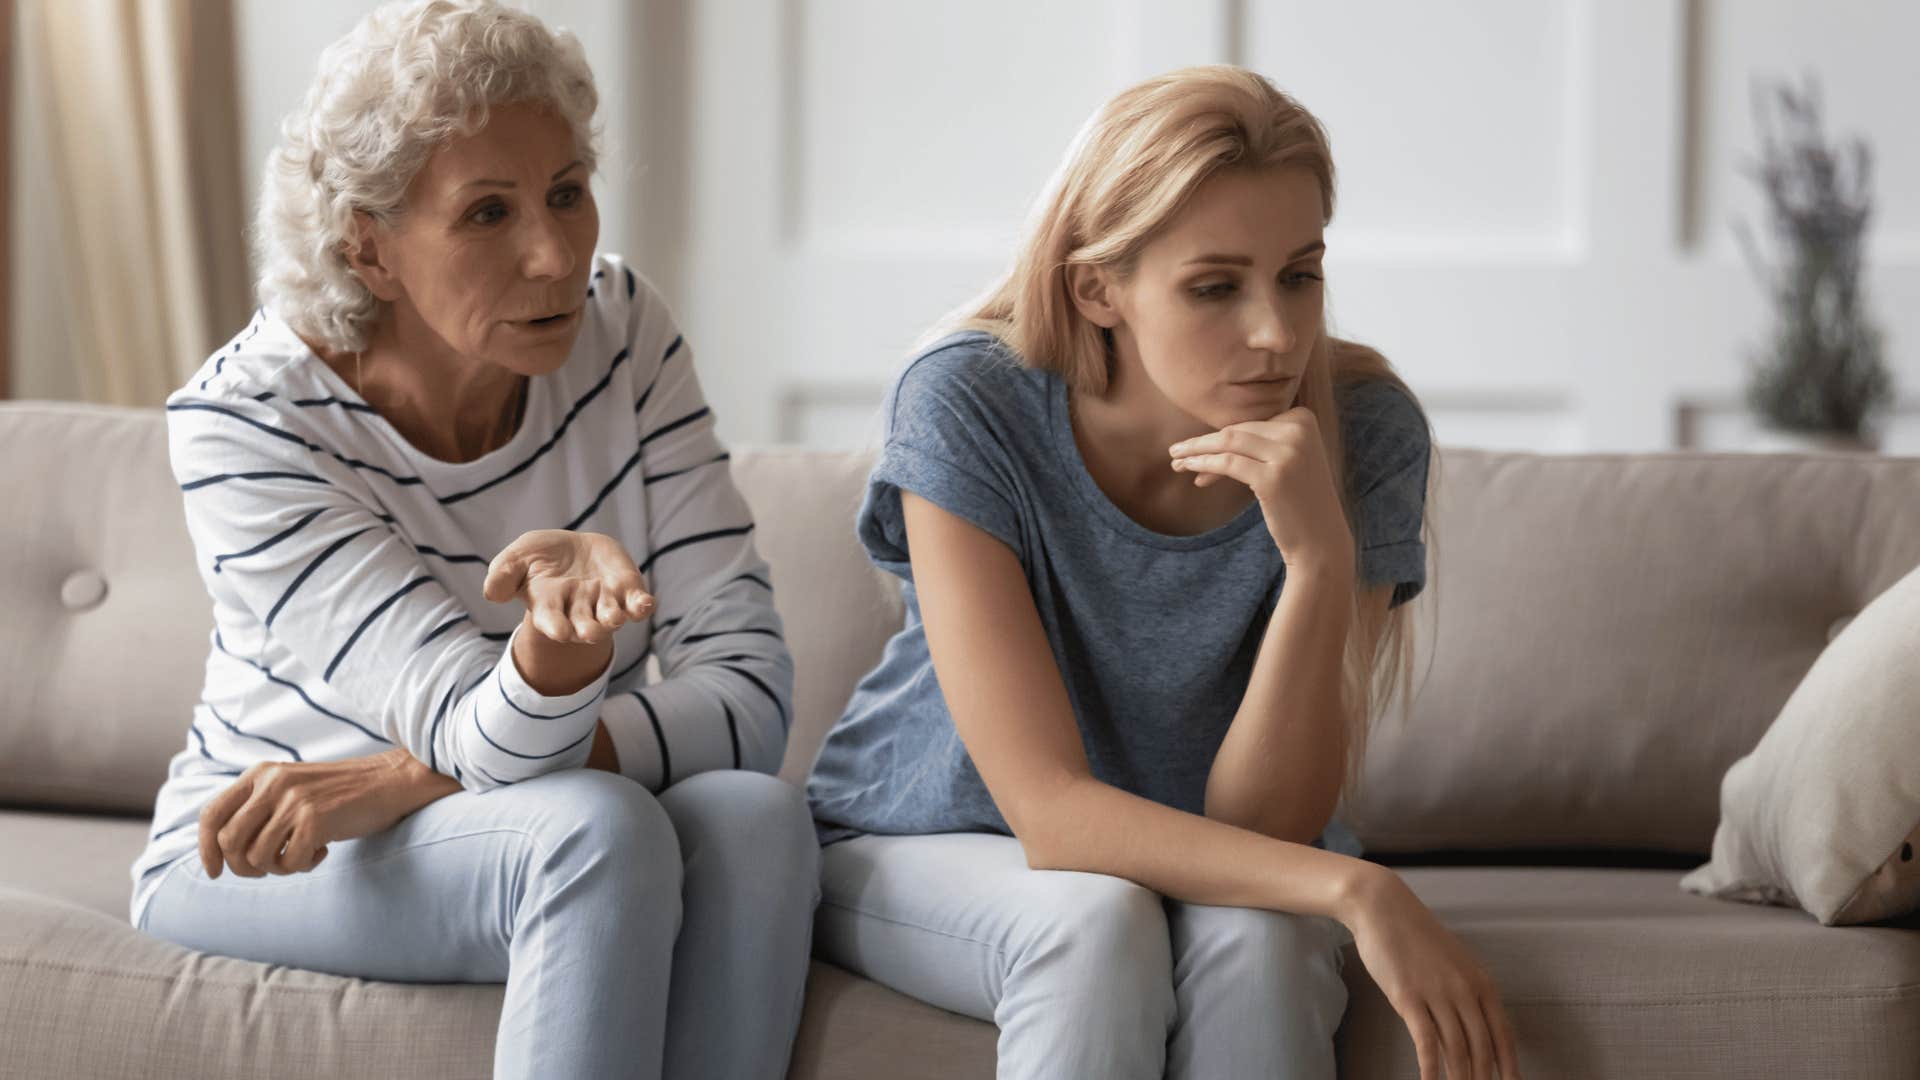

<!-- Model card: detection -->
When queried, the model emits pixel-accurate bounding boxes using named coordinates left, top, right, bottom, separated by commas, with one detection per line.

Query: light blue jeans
left=816, top=832, right=1352, bottom=1079
left=141, top=769, right=819, bottom=1080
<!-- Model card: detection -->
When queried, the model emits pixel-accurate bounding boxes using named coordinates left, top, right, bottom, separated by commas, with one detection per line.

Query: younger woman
left=807, top=66, right=1521, bottom=1080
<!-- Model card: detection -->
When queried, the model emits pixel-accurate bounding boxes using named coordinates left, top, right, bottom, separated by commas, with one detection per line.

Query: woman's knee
left=1172, top=903, right=1348, bottom=980
left=1016, top=871, right=1172, bottom=980
left=658, top=771, right=818, bottom=884
left=508, top=770, right=682, bottom=892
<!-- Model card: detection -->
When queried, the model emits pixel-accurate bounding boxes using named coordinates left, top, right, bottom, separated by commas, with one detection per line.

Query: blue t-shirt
left=805, top=331, right=1430, bottom=856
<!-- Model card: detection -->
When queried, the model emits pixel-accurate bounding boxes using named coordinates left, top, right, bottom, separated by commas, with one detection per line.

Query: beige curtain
left=20, top=0, right=248, bottom=406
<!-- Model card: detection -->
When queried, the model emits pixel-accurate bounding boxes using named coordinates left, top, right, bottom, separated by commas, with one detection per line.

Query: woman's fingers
left=532, top=588, right=576, bottom=642
left=1171, top=450, right=1265, bottom=491
left=1430, top=1000, right=1472, bottom=1080
left=196, top=777, right=254, bottom=878
left=1456, top=996, right=1497, bottom=1080
left=481, top=549, right=528, bottom=604
left=246, top=813, right=296, bottom=876
left=1401, top=998, right=1442, bottom=1080
left=1170, top=424, right=1280, bottom=465
left=569, top=584, right=603, bottom=642
left=215, top=788, right=276, bottom=878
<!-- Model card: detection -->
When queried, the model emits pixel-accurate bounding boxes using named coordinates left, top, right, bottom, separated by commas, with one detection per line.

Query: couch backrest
left=6, top=401, right=1918, bottom=856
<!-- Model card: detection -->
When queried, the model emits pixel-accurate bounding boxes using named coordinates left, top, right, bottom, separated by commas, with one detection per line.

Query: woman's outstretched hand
left=196, top=749, right=457, bottom=878
left=1169, top=406, right=1354, bottom=575
left=483, top=529, right=655, bottom=644
left=1345, top=867, right=1524, bottom=1080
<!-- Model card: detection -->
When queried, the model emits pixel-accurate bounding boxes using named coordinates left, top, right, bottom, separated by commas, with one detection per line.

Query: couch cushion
left=0, top=403, right=214, bottom=815
left=1341, top=449, right=1920, bottom=854
left=7, top=810, right=1915, bottom=1080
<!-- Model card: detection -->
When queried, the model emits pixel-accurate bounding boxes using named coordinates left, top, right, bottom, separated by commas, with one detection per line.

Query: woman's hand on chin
left=1167, top=407, right=1356, bottom=576
left=196, top=749, right=457, bottom=879
left=482, top=529, right=655, bottom=644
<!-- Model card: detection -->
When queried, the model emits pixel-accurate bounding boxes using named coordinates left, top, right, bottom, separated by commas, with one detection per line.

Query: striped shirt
left=130, top=253, right=792, bottom=925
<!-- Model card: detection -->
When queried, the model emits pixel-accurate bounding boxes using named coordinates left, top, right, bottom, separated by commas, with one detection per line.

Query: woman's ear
left=1065, top=263, right=1123, bottom=329
left=343, top=211, right=403, bottom=302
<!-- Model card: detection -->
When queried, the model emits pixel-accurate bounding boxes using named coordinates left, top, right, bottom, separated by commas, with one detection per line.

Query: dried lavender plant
left=1736, top=76, right=1891, bottom=438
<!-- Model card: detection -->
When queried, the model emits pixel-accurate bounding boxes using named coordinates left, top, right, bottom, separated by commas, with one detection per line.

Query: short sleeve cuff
left=498, top=621, right=613, bottom=719
left=861, top=440, right=1022, bottom=572
left=1361, top=539, right=1427, bottom=608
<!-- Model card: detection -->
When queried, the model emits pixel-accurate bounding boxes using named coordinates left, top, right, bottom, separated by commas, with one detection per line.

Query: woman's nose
left=1247, top=301, right=1295, bottom=354
left=520, top=212, right=575, bottom=281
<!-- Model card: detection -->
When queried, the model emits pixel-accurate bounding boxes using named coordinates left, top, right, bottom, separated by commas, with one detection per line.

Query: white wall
left=662, top=0, right=1920, bottom=455
left=16, top=0, right=1917, bottom=457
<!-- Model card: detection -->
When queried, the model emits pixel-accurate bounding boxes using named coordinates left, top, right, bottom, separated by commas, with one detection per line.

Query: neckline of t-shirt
left=284, top=320, right=554, bottom=477
left=1046, top=374, right=1267, bottom=551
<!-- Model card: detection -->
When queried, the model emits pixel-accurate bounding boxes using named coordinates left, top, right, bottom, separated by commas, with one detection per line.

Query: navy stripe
left=723, top=702, right=741, bottom=769
left=496, top=664, right=604, bottom=720
left=640, top=525, right=756, bottom=574
left=412, top=543, right=489, bottom=566
left=150, top=820, right=196, bottom=843
left=482, top=629, right=514, bottom=642
left=267, top=527, right=372, bottom=627
left=471, top=699, right=598, bottom=761
left=633, top=692, right=672, bottom=787
left=426, top=680, right=459, bottom=772
left=252, top=391, right=276, bottom=402
left=212, top=508, right=325, bottom=574
left=289, top=396, right=379, bottom=414
left=643, top=452, right=730, bottom=486
left=661, top=334, right=684, bottom=363
left=718, top=662, right=788, bottom=731
left=212, top=631, right=391, bottom=743
left=187, top=719, right=238, bottom=769
left=625, top=266, right=636, bottom=299
left=169, top=402, right=428, bottom=488
left=419, top=614, right=470, bottom=648
left=563, top=448, right=643, bottom=530
left=206, top=702, right=304, bottom=761
left=678, top=627, right=782, bottom=645
left=439, top=348, right=633, bottom=505
left=470, top=760, right=514, bottom=787
left=181, top=469, right=328, bottom=492
left=638, top=406, right=710, bottom=445
left=732, top=572, right=774, bottom=592
left=325, top=576, right=435, bottom=682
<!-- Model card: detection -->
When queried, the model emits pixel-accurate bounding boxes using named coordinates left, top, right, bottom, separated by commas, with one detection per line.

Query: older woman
left=128, top=3, right=817, bottom=1077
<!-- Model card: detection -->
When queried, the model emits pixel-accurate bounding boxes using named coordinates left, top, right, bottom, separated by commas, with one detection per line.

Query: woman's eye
left=1282, top=270, right=1325, bottom=288
left=1190, top=281, right=1235, bottom=300
left=551, top=184, right=584, bottom=209
left=469, top=201, right=507, bottom=226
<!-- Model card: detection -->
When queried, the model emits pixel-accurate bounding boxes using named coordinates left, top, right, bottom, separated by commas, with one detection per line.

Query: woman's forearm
left=1025, top=773, right=1384, bottom=928
left=1204, top=565, right=1353, bottom=843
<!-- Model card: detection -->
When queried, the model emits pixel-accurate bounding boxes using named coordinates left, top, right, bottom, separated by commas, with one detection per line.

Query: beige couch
left=3, top=399, right=1918, bottom=1079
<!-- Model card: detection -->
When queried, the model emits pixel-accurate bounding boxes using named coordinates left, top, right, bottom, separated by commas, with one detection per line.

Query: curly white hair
left=254, top=0, right=600, bottom=352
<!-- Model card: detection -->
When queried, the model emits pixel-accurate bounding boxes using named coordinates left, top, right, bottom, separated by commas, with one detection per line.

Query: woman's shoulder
left=885, top=329, right=1049, bottom=436
left=1334, top=377, right=1432, bottom=491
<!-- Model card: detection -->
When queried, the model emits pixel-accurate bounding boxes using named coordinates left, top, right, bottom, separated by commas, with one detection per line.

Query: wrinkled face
left=365, top=103, right=599, bottom=373
left=1105, top=166, right=1326, bottom=429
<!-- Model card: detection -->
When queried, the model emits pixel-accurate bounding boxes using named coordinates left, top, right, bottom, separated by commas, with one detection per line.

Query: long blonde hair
left=947, top=65, right=1437, bottom=796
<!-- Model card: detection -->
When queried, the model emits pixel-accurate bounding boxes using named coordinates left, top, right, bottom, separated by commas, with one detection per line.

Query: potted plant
left=1738, top=76, right=1892, bottom=453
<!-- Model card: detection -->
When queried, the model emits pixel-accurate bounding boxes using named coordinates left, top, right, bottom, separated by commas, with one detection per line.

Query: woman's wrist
left=375, top=746, right=459, bottom=814
left=1332, top=859, right=1402, bottom=932
left=512, top=610, right=615, bottom=695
